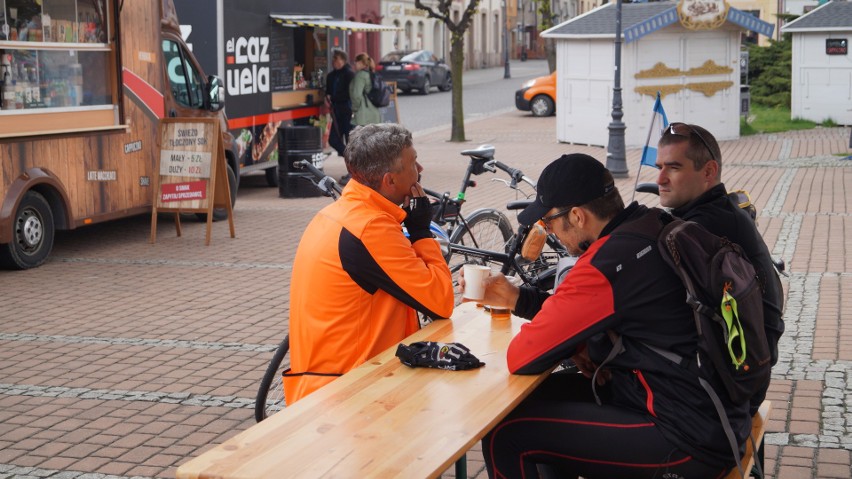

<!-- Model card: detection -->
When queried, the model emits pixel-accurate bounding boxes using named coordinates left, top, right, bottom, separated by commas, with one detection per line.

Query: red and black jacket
left=508, top=203, right=752, bottom=468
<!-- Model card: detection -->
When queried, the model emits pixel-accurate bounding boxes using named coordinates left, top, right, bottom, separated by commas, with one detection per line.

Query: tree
left=414, top=0, right=480, bottom=142
left=534, top=0, right=557, bottom=73
left=747, top=38, right=792, bottom=108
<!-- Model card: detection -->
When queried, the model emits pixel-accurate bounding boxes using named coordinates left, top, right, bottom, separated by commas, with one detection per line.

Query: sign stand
left=150, top=118, right=235, bottom=245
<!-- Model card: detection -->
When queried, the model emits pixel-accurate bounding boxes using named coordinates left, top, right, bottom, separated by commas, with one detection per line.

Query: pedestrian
left=284, top=123, right=454, bottom=405
left=476, top=154, right=755, bottom=478
left=656, top=122, right=785, bottom=416
left=325, top=50, right=354, bottom=157
left=349, top=52, right=381, bottom=126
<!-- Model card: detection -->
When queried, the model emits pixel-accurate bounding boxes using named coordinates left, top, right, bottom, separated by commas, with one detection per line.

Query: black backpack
left=655, top=215, right=771, bottom=405
left=596, top=211, right=771, bottom=477
left=366, top=71, right=392, bottom=108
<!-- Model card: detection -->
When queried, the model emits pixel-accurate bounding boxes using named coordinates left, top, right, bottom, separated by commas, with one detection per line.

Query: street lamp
left=503, top=1, right=510, bottom=78
left=606, top=0, right=628, bottom=178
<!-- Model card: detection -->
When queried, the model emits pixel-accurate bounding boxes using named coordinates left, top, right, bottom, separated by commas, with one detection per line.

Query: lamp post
left=606, top=0, right=628, bottom=178
left=503, top=1, right=510, bottom=78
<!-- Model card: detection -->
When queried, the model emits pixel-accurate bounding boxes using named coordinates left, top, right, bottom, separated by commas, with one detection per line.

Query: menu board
left=270, top=23, right=294, bottom=92
left=151, top=118, right=235, bottom=245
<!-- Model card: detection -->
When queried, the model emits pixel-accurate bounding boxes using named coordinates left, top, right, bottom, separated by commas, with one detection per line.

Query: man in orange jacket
left=285, top=123, right=454, bottom=404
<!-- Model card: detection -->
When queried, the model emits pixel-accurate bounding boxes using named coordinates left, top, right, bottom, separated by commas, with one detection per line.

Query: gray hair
left=345, top=124, right=413, bottom=189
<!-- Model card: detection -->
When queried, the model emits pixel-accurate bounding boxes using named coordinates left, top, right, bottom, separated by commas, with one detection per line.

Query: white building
left=542, top=1, right=774, bottom=148
left=381, top=0, right=504, bottom=69
left=783, top=0, right=852, bottom=125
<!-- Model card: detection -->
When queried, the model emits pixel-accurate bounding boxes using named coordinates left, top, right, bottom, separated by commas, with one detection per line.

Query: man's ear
left=704, top=160, right=719, bottom=182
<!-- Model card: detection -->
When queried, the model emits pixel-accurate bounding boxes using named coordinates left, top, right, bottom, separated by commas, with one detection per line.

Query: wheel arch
left=0, top=168, right=71, bottom=244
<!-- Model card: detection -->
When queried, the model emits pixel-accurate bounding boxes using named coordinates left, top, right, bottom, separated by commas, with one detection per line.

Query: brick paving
left=0, top=113, right=850, bottom=479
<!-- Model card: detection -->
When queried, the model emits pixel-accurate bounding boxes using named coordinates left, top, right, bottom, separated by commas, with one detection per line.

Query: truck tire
left=196, top=163, right=238, bottom=222
left=0, top=190, right=55, bottom=270
left=265, top=166, right=279, bottom=187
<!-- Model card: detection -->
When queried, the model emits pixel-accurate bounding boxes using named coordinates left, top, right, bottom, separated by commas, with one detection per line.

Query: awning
left=270, top=15, right=401, bottom=32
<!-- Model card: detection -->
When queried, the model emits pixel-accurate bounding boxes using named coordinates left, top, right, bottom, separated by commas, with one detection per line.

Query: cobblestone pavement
left=1, top=114, right=850, bottom=479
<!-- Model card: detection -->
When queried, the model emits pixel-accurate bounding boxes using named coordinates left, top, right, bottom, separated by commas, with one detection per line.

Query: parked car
left=515, top=72, right=556, bottom=117
left=377, top=50, right=452, bottom=95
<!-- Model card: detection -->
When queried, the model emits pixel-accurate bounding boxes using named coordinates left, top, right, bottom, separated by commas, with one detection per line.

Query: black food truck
left=173, top=0, right=398, bottom=188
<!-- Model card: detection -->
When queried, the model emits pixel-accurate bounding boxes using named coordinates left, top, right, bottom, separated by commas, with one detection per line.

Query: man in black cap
left=479, top=153, right=752, bottom=478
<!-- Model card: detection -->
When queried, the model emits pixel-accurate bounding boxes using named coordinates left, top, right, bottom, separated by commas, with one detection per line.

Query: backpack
left=655, top=215, right=771, bottom=406
left=366, top=71, right=392, bottom=108
left=594, top=211, right=771, bottom=477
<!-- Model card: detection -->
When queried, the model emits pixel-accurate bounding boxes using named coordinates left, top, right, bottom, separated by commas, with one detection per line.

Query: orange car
left=515, top=72, right=556, bottom=117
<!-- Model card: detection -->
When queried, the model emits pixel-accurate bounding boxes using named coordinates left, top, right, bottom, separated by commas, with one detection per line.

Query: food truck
left=173, top=0, right=398, bottom=186
left=0, top=0, right=236, bottom=269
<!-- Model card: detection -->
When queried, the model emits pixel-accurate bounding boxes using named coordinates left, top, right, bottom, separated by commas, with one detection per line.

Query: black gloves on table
left=403, top=196, right=432, bottom=243
left=395, top=341, right=485, bottom=371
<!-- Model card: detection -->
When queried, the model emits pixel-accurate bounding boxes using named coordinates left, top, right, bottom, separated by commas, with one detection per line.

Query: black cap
left=518, top=154, right=615, bottom=226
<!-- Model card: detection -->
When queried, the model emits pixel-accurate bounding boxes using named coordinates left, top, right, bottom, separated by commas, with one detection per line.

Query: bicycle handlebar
left=293, top=160, right=343, bottom=198
left=490, top=160, right=537, bottom=189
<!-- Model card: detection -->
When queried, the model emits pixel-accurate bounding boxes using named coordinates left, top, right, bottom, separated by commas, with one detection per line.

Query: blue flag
left=640, top=93, right=669, bottom=168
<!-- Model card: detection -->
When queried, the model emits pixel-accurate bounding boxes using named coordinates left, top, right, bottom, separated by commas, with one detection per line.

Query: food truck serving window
left=0, top=0, right=117, bottom=136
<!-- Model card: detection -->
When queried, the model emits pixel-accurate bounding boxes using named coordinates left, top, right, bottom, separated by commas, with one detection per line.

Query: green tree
left=414, top=0, right=480, bottom=142
left=747, top=38, right=792, bottom=108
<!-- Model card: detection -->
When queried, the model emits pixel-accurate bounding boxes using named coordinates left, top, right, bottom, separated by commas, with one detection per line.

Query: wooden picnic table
left=175, top=301, right=550, bottom=479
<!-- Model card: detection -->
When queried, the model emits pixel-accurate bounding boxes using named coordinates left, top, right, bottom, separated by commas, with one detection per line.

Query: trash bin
left=278, top=126, right=324, bottom=198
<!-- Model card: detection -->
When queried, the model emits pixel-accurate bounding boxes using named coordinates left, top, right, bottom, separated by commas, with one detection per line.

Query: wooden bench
left=722, top=400, right=771, bottom=479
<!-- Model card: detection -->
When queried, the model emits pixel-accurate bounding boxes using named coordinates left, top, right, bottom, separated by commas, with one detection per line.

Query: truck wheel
left=0, top=191, right=55, bottom=270
left=530, top=95, right=555, bottom=117
left=196, top=163, right=238, bottom=222
left=265, top=166, right=279, bottom=187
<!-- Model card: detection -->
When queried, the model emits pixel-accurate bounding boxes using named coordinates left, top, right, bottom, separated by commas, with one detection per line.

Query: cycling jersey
left=284, top=179, right=454, bottom=404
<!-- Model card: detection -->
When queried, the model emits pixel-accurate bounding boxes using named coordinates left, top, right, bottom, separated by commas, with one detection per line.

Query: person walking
left=349, top=52, right=381, bottom=126
left=325, top=50, right=355, bottom=157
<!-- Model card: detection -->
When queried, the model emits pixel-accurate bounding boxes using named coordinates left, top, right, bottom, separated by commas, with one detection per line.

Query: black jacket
left=511, top=203, right=751, bottom=468
left=326, top=64, right=355, bottom=107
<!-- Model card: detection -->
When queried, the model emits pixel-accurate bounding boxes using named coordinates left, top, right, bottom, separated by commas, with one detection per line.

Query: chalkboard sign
left=379, top=82, right=401, bottom=124
left=270, top=23, right=295, bottom=91
left=151, top=118, right=235, bottom=245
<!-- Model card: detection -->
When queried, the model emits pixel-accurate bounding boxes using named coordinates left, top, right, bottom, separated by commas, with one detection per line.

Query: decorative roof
left=542, top=1, right=774, bottom=43
left=782, top=0, right=852, bottom=32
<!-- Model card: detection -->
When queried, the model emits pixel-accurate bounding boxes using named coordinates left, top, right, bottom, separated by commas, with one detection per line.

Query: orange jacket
left=284, top=179, right=454, bottom=404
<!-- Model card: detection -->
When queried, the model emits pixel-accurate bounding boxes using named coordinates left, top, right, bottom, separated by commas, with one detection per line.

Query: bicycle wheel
left=255, top=335, right=289, bottom=423
left=448, top=209, right=514, bottom=300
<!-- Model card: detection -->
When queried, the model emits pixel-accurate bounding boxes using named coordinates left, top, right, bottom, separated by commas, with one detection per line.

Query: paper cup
left=462, top=264, right=491, bottom=301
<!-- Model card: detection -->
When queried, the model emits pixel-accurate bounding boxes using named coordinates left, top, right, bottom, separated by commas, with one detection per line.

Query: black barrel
left=278, top=126, right=323, bottom=198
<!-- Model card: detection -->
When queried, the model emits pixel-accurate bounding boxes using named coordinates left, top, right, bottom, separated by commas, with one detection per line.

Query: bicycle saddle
left=460, top=144, right=495, bottom=160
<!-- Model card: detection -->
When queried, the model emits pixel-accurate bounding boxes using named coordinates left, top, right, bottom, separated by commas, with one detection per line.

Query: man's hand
left=571, top=346, right=611, bottom=386
left=403, top=183, right=432, bottom=243
left=459, top=271, right=520, bottom=309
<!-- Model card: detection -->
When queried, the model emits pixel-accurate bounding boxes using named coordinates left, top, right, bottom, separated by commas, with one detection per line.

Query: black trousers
left=329, top=104, right=352, bottom=156
left=482, top=373, right=729, bottom=479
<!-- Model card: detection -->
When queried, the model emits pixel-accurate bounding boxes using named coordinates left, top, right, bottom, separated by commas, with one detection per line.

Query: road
left=394, top=59, right=550, bottom=135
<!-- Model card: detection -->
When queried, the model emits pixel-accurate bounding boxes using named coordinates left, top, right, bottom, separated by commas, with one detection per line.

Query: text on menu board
left=159, top=127, right=212, bottom=178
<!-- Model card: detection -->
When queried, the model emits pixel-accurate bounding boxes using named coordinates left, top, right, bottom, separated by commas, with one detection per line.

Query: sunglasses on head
left=665, top=123, right=718, bottom=163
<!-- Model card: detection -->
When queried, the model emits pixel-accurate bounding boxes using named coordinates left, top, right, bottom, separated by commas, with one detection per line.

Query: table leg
left=455, top=454, right=466, bottom=478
